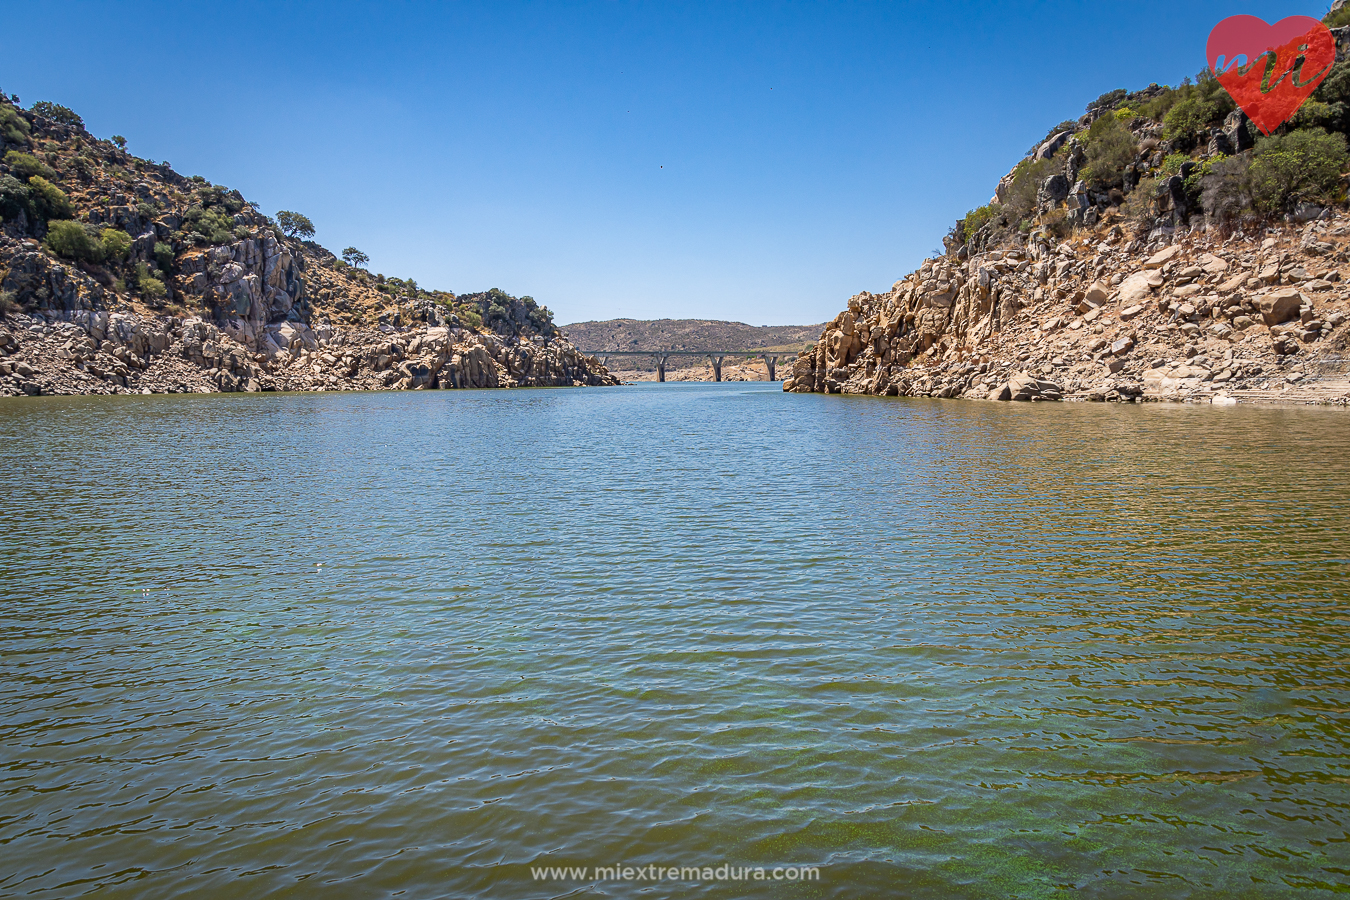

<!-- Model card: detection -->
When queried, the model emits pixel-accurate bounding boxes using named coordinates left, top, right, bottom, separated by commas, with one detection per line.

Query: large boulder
left=1143, top=245, right=1181, bottom=269
left=1257, top=288, right=1303, bottom=325
left=1036, top=131, right=1071, bottom=161
left=999, top=372, right=1063, bottom=401
left=1038, top=174, right=1070, bottom=208
left=1118, top=271, right=1160, bottom=305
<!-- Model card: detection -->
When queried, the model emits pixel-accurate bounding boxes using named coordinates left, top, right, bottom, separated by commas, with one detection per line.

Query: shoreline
left=785, top=218, right=1350, bottom=408
left=0, top=310, right=618, bottom=399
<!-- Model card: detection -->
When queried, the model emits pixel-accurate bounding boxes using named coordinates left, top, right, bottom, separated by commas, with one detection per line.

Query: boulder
left=1004, top=372, right=1063, bottom=401
left=1118, top=272, right=1157, bottom=305
left=1197, top=253, right=1229, bottom=275
left=1258, top=288, right=1303, bottom=325
left=1038, top=174, right=1070, bottom=207
left=1084, top=281, right=1111, bottom=305
left=1144, top=245, right=1181, bottom=269
left=1036, top=131, right=1071, bottom=161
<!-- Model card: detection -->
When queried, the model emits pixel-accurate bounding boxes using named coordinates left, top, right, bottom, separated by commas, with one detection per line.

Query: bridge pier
left=655, top=353, right=670, bottom=382
left=762, top=354, right=778, bottom=381
left=708, top=355, right=725, bottom=382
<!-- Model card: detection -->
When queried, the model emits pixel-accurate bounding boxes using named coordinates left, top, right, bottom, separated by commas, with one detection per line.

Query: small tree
left=1080, top=114, right=1138, bottom=190
left=100, top=228, right=132, bottom=262
left=1248, top=128, right=1349, bottom=213
left=110, top=135, right=127, bottom=150
left=4, top=150, right=53, bottom=180
left=27, top=176, right=72, bottom=221
left=0, top=106, right=30, bottom=144
left=276, top=210, right=315, bottom=240
left=29, top=101, right=83, bottom=128
left=154, top=242, right=175, bottom=272
left=342, top=246, right=369, bottom=268
left=45, top=220, right=103, bottom=262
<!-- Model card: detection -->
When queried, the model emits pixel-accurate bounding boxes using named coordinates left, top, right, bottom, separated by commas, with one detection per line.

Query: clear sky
left=0, top=1, right=1321, bottom=325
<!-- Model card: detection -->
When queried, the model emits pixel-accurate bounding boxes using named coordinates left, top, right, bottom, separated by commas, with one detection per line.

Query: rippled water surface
left=1, top=383, right=1348, bottom=899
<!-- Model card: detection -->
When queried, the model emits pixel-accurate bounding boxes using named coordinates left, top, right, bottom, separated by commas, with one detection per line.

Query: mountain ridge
left=561, top=318, right=824, bottom=353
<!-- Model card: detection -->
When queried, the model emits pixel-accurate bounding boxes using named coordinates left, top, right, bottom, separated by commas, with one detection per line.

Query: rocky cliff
left=786, top=50, right=1350, bottom=406
left=0, top=96, right=617, bottom=397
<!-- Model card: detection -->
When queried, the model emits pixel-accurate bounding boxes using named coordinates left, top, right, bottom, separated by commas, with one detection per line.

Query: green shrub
left=29, top=101, right=82, bottom=128
left=111, top=135, right=127, bottom=150
left=134, top=262, right=166, bottom=300
left=520, top=294, right=555, bottom=332
left=1248, top=128, right=1348, bottom=213
left=27, top=175, right=72, bottom=220
left=1158, top=152, right=1190, bottom=177
left=1309, top=60, right=1350, bottom=133
left=1122, top=175, right=1161, bottom=225
left=1163, top=97, right=1219, bottom=141
left=1291, top=99, right=1339, bottom=131
left=1135, top=87, right=1181, bottom=122
left=0, top=106, right=29, bottom=144
left=1200, top=155, right=1256, bottom=222
left=1087, top=89, right=1128, bottom=113
left=45, top=220, right=103, bottom=262
left=1184, top=153, right=1228, bottom=192
left=3, top=150, right=52, bottom=180
left=184, top=205, right=234, bottom=245
left=153, top=242, right=175, bottom=272
left=196, top=183, right=244, bottom=213
left=1159, top=69, right=1234, bottom=141
left=0, top=173, right=29, bottom=220
left=1080, top=114, right=1137, bottom=189
left=961, top=204, right=999, bottom=241
left=1002, top=156, right=1053, bottom=227
left=1325, top=7, right=1350, bottom=27
left=100, top=227, right=132, bottom=262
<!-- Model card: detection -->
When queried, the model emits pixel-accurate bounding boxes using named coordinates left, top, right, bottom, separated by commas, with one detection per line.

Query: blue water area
left=1, top=383, right=1347, bottom=898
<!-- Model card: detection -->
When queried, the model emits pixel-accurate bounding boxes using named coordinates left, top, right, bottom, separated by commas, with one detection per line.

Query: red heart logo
left=1207, top=15, right=1335, bottom=135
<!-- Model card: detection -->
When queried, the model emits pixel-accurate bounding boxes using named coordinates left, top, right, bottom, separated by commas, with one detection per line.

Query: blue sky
left=0, top=1, right=1325, bottom=325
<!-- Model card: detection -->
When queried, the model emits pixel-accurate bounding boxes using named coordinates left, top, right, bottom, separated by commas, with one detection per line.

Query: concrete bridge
left=583, top=349, right=793, bottom=382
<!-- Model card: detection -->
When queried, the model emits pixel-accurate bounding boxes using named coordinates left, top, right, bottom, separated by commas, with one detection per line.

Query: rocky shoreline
left=0, top=309, right=615, bottom=398
left=785, top=212, right=1350, bottom=408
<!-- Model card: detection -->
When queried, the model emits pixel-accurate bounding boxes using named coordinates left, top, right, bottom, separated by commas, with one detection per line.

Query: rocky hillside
left=785, top=22, right=1350, bottom=406
left=0, top=94, right=617, bottom=397
left=561, top=318, right=823, bottom=353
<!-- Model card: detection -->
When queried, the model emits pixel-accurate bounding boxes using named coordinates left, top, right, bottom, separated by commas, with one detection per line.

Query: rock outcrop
left=785, top=218, right=1350, bottom=405
left=786, top=50, right=1350, bottom=408
left=0, top=96, right=617, bottom=397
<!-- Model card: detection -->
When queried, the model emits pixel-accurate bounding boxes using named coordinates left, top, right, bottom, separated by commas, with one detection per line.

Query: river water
left=1, top=383, right=1347, bottom=899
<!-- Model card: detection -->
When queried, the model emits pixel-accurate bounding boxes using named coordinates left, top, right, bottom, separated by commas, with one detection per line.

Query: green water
left=1, top=383, right=1347, bottom=898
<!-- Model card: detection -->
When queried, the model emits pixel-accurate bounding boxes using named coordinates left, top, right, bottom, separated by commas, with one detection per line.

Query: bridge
left=580, top=349, right=798, bottom=382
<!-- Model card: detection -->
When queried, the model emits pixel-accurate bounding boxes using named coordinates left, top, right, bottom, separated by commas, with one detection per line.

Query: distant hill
left=561, top=318, right=825, bottom=353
